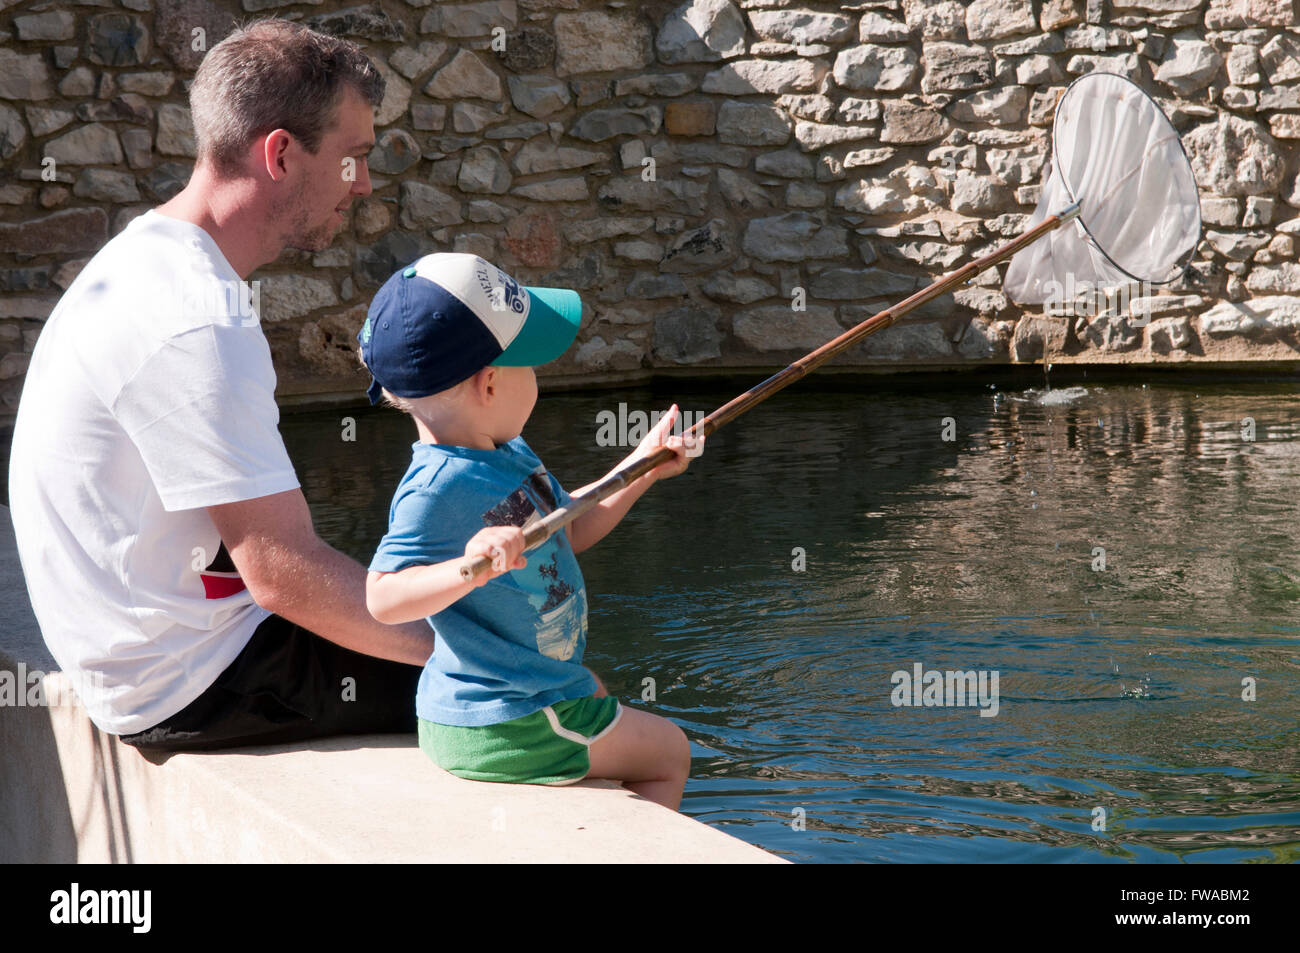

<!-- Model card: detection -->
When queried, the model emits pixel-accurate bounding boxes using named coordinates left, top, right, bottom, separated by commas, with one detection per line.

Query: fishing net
left=1004, top=72, right=1202, bottom=305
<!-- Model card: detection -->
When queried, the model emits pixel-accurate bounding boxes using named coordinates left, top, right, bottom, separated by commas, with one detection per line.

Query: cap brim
left=491, top=287, right=582, bottom=367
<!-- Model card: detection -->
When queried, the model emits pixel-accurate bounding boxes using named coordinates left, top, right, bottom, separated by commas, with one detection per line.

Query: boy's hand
left=630, top=404, right=705, bottom=483
left=464, top=526, right=527, bottom=586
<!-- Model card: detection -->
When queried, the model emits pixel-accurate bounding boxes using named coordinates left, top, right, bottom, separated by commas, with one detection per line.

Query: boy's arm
left=566, top=405, right=702, bottom=556
left=366, top=525, right=527, bottom=625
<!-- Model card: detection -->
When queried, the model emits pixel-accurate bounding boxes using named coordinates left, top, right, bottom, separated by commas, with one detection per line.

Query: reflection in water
left=280, top=379, right=1300, bottom=863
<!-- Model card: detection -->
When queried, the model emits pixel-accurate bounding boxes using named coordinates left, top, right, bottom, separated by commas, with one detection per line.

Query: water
left=10, top=375, right=1300, bottom=862
left=276, top=375, right=1300, bottom=864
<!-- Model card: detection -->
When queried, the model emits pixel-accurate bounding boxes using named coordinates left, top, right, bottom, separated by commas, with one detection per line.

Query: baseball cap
left=357, top=252, right=583, bottom=404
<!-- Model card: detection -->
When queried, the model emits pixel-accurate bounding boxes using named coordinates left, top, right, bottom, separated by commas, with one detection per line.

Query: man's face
left=278, top=84, right=374, bottom=252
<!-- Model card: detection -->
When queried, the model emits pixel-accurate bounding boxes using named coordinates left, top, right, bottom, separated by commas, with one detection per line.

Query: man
left=8, top=19, right=510, bottom=753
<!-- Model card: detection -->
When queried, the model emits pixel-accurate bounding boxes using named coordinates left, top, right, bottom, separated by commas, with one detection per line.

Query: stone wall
left=2, top=0, right=1300, bottom=417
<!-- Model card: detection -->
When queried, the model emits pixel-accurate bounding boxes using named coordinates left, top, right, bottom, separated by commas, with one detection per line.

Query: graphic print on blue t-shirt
left=369, top=437, right=596, bottom=726
left=482, top=465, right=587, bottom=662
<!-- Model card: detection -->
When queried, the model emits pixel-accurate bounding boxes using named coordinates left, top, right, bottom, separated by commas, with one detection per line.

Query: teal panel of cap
left=491, top=287, right=583, bottom=367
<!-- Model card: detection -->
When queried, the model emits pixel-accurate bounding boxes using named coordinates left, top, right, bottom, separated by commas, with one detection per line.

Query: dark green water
left=282, top=376, right=1300, bottom=864
left=7, top=375, right=1297, bottom=862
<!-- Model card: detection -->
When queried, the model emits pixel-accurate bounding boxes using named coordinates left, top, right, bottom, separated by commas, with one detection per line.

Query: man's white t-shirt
left=7, top=210, right=302, bottom=734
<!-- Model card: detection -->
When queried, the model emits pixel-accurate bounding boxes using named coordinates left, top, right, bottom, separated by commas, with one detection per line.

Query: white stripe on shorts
left=541, top=701, right=623, bottom=747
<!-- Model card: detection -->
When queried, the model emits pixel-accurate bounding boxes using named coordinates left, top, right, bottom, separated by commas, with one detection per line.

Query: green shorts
left=419, top=695, right=623, bottom=786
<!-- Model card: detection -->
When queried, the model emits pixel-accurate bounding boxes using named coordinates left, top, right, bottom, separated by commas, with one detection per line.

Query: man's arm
left=207, top=488, right=435, bottom=666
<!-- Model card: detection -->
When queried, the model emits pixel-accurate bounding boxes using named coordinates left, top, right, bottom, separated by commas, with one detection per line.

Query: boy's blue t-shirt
left=369, top=436, right=596, bottom=727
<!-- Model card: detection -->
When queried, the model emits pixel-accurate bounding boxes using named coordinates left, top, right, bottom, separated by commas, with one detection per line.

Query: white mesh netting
left=1004, top=72, right=1202, bottom=305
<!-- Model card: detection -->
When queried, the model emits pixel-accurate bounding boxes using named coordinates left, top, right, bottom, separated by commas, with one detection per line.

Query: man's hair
left=190, top=18, right=384, bottom=175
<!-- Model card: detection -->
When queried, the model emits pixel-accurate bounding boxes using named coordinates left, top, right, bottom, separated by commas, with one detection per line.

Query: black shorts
left=118, top=613, right=422, bottom=754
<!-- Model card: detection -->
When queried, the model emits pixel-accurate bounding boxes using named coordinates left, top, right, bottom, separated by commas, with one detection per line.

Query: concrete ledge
left=0, top=506, right=782, bottom=863
left=0, top=676, right=782, bottom=863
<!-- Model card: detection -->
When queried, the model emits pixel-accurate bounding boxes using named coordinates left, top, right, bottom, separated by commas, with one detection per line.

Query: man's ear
left=261, top=129, right=293, bottom=181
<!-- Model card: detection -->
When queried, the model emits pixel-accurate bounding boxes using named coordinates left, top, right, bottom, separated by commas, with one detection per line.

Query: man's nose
left=352, top=158, right=372, bottom=197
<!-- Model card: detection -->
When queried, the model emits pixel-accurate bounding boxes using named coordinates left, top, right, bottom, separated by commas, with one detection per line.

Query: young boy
left=358, top=253, right=702, bottom=811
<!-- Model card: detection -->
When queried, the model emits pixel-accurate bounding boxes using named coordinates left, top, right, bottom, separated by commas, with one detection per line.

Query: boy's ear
left=468, top=365, right=497, bottom=403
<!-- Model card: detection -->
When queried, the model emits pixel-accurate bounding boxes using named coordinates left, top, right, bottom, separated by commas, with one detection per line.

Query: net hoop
left=1051, top=71, right=1201, bottom=287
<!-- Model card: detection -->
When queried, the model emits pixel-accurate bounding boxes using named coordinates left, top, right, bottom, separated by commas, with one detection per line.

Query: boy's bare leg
left=587, top=706, right=690, bottom=810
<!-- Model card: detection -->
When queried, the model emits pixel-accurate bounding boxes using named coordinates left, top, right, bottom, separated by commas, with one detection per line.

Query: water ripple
left=275, top=379, right=1300, bottom=863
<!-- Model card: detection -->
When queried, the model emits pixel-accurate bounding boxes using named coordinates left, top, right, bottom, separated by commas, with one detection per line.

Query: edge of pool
left=0, top=504, right=785, bottom=864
